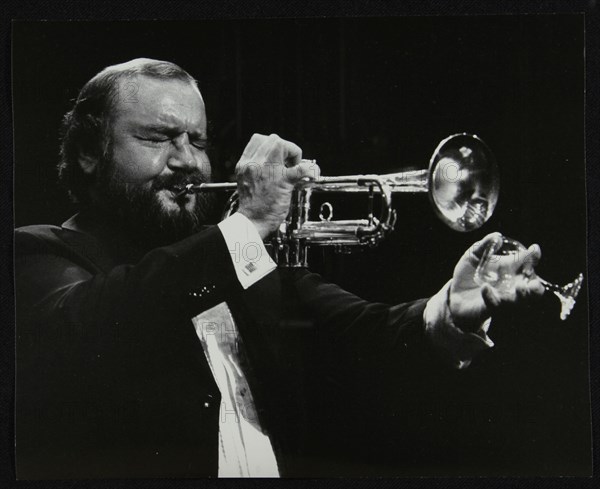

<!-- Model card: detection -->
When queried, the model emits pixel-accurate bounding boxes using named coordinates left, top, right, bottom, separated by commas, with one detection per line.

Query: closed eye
left=191, top=141, right=208, bottom=150
left=134, top=136, right=170, bottom=145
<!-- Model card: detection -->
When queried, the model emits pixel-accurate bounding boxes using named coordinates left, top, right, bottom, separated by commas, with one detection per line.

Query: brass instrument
left=175, top=133, right=500, bottom=267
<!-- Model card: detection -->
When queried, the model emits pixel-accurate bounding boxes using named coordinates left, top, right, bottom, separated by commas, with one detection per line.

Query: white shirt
left=193, top=213, right=279, bottom=477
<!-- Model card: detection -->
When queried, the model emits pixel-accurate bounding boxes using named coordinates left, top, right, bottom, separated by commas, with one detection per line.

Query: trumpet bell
left=428, top=133, right=499, bottom=232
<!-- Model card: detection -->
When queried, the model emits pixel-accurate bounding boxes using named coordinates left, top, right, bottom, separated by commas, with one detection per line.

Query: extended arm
left=287, top=233, right=544, bottom=369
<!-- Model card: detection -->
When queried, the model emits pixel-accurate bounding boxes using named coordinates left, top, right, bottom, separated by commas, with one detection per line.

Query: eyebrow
left=138, top=124, right=206, bottom=138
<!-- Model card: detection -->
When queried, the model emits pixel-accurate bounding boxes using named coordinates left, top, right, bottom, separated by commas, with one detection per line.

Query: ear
left=78, top=152, right=99, bottom=175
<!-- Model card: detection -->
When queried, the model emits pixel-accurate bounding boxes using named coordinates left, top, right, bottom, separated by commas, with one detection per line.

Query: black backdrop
left=12, top=16, right=591, bottom=476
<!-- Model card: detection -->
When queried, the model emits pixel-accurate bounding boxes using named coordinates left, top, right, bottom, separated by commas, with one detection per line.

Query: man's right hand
left=235, top=133, right=319, bottom=240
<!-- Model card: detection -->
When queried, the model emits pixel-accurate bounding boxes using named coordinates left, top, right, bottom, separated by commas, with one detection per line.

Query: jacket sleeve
left=14, top=225, right=242, bottom=351
left=286, top=269, right=430, bottom=359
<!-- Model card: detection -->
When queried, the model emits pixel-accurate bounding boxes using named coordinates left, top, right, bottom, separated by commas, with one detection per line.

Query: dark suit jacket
left=14, top=211, right=429, bottom=479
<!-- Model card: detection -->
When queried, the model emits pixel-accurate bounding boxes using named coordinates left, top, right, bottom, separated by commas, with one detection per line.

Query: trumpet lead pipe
left=174, top=168, right=429, bottom=197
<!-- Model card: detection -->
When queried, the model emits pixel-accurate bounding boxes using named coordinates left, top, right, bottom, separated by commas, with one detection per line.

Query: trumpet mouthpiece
left=173, top=183, right=195, bottom=199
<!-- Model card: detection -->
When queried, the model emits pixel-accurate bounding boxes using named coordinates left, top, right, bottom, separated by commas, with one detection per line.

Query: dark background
left=12, top=16, right=591, bottom=476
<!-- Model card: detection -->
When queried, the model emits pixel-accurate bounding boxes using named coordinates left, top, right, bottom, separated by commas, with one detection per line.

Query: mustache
left=151, top=171, right=210, bottom=191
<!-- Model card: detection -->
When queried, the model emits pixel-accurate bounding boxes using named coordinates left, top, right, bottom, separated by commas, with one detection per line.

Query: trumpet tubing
left=176, top=133, right=500, bottom=267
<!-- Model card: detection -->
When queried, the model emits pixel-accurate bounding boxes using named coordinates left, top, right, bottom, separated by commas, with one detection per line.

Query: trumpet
left=175, top=133, right=500, bottom=267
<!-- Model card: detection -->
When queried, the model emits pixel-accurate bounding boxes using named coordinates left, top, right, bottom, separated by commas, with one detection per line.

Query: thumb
left=471, top=232, right=504, bottom=260
left=462, top=232, right=503, bottom=267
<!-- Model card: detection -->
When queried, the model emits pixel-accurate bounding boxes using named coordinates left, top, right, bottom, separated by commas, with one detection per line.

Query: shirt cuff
left=423, top=280, right=494, bottom=369
left=218, top=213, right=277, bottom=290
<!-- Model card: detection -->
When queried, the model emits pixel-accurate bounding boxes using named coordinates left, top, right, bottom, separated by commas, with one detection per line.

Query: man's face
left=94, top=75, right=216, bottom=244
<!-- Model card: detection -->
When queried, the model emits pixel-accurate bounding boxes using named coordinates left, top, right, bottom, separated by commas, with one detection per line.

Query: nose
left=167, top=133, right=197, bottom=171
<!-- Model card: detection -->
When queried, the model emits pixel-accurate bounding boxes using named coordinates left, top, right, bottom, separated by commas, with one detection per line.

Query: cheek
left=111, top=143, right=168, bottom=183
left=197, top=153, right=212, bottom=178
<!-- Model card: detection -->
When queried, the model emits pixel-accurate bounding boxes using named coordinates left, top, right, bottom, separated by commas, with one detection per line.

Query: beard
left=92, top=156, right=219, bottom=248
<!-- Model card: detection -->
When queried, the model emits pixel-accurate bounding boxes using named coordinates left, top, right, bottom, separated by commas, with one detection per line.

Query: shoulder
left=15, top=224, right=65, bottom=253
left=15, top=220, right=109, bottom=276
left=15, top=220, right=97, bottom=263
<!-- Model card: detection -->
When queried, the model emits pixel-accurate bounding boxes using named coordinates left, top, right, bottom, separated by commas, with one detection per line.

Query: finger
left=261, top=134, right=302, bottom=168
left=461, top=232, right=503, bottom=267
left=526, top=277, right=545, bottom=297
left=288, top=161, right=321, bottom=184
left=260, top=133, right=283, bottom=163
left=509, top=243, right=541, bottom=277
left=235, top=158, right=261, bottom=181
left=516, top=278, right=529, bottom=300
left=525, top=243, right=542, bottom=269
left=481, top=283, right=501, bottom=310
left=469, top=232, right=504, bottom=259
left=241, top=133, right=267, bottom=159
left=281, top=140, right=303, bottom=168
left=515, top=275, right=545, bottom=302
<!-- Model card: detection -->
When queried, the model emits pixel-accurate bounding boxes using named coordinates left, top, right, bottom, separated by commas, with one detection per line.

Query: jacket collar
left=61, top=210, right=147, bottom=268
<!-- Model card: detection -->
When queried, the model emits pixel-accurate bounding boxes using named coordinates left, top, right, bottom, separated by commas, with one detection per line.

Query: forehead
left=112, top=75, right=206, bottom=130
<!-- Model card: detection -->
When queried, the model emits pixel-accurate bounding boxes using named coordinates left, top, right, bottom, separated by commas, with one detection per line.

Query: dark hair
left=57, top=58, right=197, bottom=203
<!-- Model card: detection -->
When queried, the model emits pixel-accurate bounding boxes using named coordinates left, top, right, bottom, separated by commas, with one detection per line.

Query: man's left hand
left=449, top=232, right=545, bottom=332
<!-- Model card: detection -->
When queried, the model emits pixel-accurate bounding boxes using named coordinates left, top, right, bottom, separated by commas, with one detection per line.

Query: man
left=14, top=58, right=543, bottom=479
